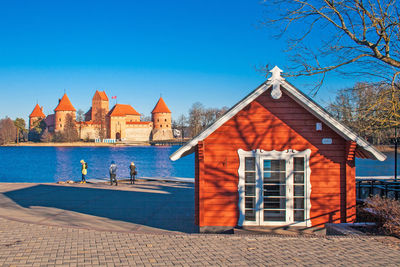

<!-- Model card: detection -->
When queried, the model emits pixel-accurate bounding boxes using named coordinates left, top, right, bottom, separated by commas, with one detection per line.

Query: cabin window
left=238, top=149, right=311, bottom=227
left=244, top=157, right=256, bottom=221
left=316, top=122, right=322, bottom=131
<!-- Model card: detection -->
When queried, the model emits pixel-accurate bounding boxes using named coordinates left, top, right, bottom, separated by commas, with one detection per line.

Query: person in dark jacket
left=109, top=161, right=117, bottom=186
left=129, top=162, right=137, bottom=184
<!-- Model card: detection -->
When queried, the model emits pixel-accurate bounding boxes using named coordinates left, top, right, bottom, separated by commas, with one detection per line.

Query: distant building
left=29, top=91, right=173, bottom=142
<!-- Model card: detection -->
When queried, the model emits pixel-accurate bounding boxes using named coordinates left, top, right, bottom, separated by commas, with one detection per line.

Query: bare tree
left=95, top=108, right=106, bottom=140
left=173, top=114, right=188, bottom=139
left=0, top=117, right=17, bottom=144
left=76, top=109, right=85, bottom=122
left=263, top=0, right=400, bottom=130
left=328, top=82, right=396, bottom=144
left=63, top=114, right=79, bottom=142
left=262, top=1, right=400, bottom=87
left=188, top=102, right=205, bottom=137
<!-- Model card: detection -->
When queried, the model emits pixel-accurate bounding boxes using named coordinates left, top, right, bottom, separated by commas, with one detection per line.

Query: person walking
left=129, top=162, right=137, bottom=184
left=109, top=161, right=118, bottom=186
left=80, top=160, right=87, bottom=184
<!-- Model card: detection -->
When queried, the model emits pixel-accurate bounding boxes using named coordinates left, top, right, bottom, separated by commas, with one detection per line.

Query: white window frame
left=237, top=149, right=312, bottom=227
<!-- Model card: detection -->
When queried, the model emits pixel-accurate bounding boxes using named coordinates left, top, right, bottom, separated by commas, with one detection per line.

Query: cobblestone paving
left=1, top=218, right=400, bottom=266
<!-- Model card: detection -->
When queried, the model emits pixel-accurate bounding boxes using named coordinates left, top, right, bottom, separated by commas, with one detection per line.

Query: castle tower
left=29, top=104, right=46, bottom=130
left=151, top=97, right=173, bottom=140
left=54, top=93, right=76, bottom=132
left=91, top=90, right=109, bottom=122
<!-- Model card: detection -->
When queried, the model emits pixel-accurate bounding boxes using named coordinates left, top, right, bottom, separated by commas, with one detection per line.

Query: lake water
left=0, top=146, right=194, bottom=183
left=0, top=146, right=398, bottom=183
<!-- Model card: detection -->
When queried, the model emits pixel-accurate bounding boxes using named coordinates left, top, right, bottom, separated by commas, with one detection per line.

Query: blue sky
left=0, top=0, right=358, bottom=123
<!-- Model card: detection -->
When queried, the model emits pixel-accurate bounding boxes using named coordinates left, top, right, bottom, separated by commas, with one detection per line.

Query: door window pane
left=264, top=210, right=286, bottom=221
left=294, top=157, right=304, bottom=172
left=294, top=198, right=304, bottom=209
left=294, top=210, right=304, bottom=221
left=245, top=157, right=255, bottom=171
left=264, top=160, right=285, bottom=171
left=245, top=172, right=255, bottom=183
left=264, top=172, right=286, bottom=183
left=264, top=197, right=286, bottom=209
left=245, top=197, right=256, bottom=209
left=245, top=185, right=255, bottom=196
left=294, top=185, right=304, bottom=196
left=294, top=173, right=304, bottom=183
left=245, top=210, right=256, bottom=221
left=263, top=185, right=286, bottom=197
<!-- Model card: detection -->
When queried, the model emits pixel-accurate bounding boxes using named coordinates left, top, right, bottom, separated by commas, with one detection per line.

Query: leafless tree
left=328, top=82, right=396, bottom=143
left=262, top=0, right=400, bottom=88
left=95, top=108, right=106, bottom=140
left=0, top=117, right=17, bottom=144
left=63, top=114, right=79, bottom=142
left=188, top=102, right=205, bottom=137
left=76, top=109, right=85, bottom=122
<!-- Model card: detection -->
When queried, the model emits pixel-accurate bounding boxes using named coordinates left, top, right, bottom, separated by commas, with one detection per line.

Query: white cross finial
left=268, top=66, right=284, bottom=99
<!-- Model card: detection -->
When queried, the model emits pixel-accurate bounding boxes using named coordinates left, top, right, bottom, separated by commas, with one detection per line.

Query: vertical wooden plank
left=345, top=141, right=357, bottom=222
left=198, top=141, right=205, bottom=226
left=194, top=146, right=199, bottom=226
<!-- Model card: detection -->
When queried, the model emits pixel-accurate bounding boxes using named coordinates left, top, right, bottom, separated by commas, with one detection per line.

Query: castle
left=29, top=90, right=173, bottom=142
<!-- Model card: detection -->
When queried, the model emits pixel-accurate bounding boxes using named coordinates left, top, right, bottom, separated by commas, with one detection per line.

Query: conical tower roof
left=54, top=93, right=76, bottom=112
left=93, top=90, right=109, bottom=101
left=151, top=97, right=171, bottom=113
left=29, top=104, right=46, bottom=118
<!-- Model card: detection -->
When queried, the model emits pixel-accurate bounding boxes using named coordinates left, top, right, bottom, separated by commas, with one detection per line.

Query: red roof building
left=152, top=97, right=171, bottom=113
left=54, top=93, right=76, bottom=112
left=108, top=104, right=140, bottom=117
left=29, top=104, right=46, bottom=118
left=170, top=66, right=385, bottom=233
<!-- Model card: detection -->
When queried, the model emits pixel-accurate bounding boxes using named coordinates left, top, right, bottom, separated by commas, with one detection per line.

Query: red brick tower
left=151, top=97, right=173, bottom=140
left=91, top=90, right=109, bottom=122
left=29, top=104, right=46, bottom=130
left=54, top=93, right=76, bottom=132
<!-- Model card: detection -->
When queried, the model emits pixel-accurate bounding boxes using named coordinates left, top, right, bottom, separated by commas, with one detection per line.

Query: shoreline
left=2, top=142, right=150, bottom=147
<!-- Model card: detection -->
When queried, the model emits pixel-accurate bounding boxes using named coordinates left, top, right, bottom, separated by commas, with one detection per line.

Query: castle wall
left=109, top=116, right=126, bottom=140
left=152, top=128, right=173, bottom=141
left=78, top=123, right=101, bottom=140
left=125, top=124, right=153, bottom=141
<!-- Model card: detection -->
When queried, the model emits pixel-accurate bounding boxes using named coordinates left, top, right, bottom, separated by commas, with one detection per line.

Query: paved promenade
left=1, top=217, right=400, bottom=266
left=1, top=181, right=400, bottom=266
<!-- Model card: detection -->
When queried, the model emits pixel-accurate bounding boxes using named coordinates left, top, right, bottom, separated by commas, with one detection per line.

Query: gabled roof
left=170, top=66, right=386, bottom=162
left=93, top=90, right=109, bottom=101
left=152, top=97, right=171, bottom=113
left=29, top=104, right=46, bottom=118
left=54, top=93, right=76, bottom=112
left=108, top=104, right=140, bottom=117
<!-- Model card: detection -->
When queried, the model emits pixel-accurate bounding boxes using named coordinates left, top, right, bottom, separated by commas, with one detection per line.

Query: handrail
left=356, top=178, right=400, bottom=200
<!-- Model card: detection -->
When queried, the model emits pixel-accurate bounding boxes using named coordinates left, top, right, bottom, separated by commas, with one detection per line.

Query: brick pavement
left=1, top=217, right=400, bottom=266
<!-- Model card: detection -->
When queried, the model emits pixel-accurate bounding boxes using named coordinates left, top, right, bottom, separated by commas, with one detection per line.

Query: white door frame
left=237, top=149, right=312, bottom=227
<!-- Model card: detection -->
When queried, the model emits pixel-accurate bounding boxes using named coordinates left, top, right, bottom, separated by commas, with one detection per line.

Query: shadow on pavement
left=3, top=182, right=196, bottom=233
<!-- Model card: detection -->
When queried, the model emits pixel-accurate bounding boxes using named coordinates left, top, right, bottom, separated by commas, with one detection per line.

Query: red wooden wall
left=196, top=89, right=356, bottom=228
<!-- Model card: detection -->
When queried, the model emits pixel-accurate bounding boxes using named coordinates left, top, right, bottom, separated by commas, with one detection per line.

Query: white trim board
left=169, top=66, right=386, bottom=162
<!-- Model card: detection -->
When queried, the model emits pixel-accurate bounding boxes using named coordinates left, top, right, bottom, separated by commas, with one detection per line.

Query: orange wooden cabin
left=170, top=66, right=385, bottom=233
